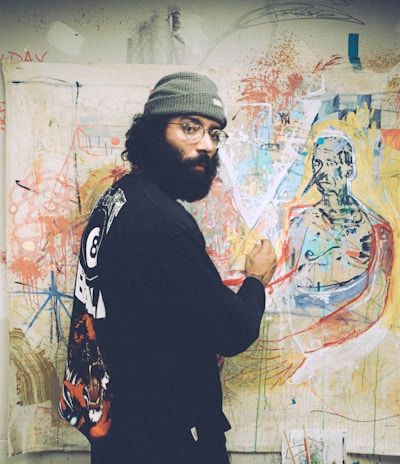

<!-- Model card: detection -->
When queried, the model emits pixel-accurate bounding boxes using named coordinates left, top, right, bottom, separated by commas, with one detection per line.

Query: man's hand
left=245, top=239, right=277, bottom=286
left=216, top=354, right=225, bottom=372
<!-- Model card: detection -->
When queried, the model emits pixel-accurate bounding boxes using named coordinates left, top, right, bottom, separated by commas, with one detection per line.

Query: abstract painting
left=3, top=57, right=400, bottom=455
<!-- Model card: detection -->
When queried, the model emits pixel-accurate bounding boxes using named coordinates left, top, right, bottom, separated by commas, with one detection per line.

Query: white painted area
left=47, top=21, right=85, bottom=56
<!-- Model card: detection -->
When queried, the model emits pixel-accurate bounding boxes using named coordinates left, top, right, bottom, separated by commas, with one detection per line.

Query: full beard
left=145, top=139, right=219, bottom=202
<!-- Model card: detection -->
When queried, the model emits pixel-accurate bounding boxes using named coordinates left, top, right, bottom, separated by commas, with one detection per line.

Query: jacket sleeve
left=154, top=228, right=266, bottom=357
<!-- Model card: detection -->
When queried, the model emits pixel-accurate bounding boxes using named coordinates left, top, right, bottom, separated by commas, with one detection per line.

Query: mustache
left=183, top=152, right=220, bottom=173
left=183, top=152, right=213, bottom=167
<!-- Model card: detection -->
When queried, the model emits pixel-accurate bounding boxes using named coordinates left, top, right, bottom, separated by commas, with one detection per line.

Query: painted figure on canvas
left=269, top=128, right=393, bottom=382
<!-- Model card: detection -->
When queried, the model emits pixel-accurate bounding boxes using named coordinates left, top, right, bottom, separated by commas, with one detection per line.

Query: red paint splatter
left=8, top=256, right=43, bottom=288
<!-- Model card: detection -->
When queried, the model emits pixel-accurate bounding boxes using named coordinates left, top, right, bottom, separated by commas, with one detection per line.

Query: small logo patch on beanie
left=213, top=98, right=223, bottom=108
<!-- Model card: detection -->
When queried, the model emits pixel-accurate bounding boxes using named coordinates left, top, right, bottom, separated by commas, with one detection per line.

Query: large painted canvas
left=3, top=60, right=400, bottom=455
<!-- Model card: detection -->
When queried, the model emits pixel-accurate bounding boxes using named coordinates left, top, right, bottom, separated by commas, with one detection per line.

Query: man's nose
left=196, top=131, right=217, bottom=155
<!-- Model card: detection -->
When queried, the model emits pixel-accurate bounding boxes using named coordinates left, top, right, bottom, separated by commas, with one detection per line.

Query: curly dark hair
left=121, top=112, right=219, bottom=201
left=121, top=113, right=169, bottom=170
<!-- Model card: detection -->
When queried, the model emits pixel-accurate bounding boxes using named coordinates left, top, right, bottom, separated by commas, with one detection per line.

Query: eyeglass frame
left=167, top=119, right=229, bottom=148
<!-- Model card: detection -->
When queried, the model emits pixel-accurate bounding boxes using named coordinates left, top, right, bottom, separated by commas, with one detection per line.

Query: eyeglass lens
left=182, top=123, right=227, bottom=147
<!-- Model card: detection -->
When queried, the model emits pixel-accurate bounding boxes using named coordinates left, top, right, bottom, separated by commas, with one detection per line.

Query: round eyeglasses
left=167, top=122, right=228, bottom=148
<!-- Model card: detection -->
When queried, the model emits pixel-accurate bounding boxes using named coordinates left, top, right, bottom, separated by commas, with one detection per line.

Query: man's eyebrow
left=180, top=115, right=221, bottom=129
left=179, top=116, right=200, bottom=123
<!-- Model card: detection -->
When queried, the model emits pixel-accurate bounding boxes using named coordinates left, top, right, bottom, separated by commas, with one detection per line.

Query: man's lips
left=185, top=154, right=211, bottom=174
left=190, top=159, right=208, bottom=173
left=191, top=164, right=206, bottom=173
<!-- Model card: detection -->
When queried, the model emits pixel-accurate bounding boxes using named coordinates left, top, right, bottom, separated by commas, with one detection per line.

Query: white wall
left=1, top=0, right=400, bottom=462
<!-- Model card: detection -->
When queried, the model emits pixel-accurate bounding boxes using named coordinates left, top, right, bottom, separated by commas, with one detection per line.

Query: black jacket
left=75, top=173, right=265, bottom=463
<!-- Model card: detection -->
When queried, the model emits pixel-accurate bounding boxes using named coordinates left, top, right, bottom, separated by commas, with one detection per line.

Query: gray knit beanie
left=143, top=72, right=227, bottom=128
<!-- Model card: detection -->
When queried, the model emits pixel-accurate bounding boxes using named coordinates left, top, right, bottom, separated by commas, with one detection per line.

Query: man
left=61, top=72, right=277, bottom=464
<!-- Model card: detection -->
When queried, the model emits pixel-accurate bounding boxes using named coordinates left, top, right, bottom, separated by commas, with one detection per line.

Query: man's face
left=165, top=115, right=221, bottom=160
left=160, top=115, right=221, bottom=202
left=311, top=136, right=353, bottom=194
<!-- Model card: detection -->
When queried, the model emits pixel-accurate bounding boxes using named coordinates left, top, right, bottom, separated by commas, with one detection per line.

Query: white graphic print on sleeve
left=75, top=186, right=127, bottom=319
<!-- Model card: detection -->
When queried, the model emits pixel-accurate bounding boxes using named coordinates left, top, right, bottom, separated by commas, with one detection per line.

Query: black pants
left=91, top=425, right=230, bottom=464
